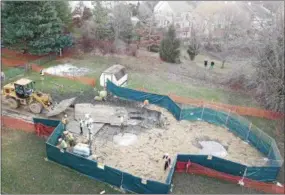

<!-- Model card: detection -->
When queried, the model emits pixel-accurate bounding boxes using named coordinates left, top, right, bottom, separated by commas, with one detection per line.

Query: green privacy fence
left=106, top=80, right=283, bottom=182
left=44, top=120, right=172, bottom=194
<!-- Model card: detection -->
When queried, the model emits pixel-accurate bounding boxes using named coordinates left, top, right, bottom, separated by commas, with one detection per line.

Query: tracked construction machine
left=2, top=78, right=75, bottom=116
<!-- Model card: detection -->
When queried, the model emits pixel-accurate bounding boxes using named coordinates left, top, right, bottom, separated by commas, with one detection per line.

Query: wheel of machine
left=29, top=102, right=43, bottom=114
left=7, top=98, right=19, bottom=109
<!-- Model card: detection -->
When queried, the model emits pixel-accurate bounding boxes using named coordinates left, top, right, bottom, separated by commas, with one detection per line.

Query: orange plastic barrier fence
left=1, top=116, right=34, bottom=133
left=2, top=57, right=28, bottom=67
left=169, top=93, right=284, bottom=120
left=176, top=161, right=285, bottom=194
left=137, top=88, right=284, bottom=120
left=31, top=64, right=96, bottom=87
left=35, top=123, right=55, bottom=137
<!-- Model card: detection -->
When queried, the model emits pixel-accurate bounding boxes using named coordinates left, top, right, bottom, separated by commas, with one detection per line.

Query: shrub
left=159, top=25, right=180, bottom=63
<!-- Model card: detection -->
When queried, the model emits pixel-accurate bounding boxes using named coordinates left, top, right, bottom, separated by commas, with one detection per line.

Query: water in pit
left=199, top=141, right=228, bottom=158
left=42, top=63, right=90, bottom=77
left=113, top=133, right=138, bottom=146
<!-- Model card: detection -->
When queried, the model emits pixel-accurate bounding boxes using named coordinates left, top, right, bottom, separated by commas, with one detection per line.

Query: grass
left=127, top=72, right=259, bottom=107
left=2, top=71, right=92, bottom=93
left=1, top=129, right=120, bottom=194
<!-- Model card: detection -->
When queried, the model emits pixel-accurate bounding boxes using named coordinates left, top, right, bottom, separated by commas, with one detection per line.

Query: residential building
left=154, top=1, right=194, bottom=39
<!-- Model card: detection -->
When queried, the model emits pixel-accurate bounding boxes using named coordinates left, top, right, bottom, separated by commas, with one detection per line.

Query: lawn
left=45, top=54, right=259, bottom=107
left=1, top=129, right=264, bottom=194
left=1, top=129, right=120, bottom=194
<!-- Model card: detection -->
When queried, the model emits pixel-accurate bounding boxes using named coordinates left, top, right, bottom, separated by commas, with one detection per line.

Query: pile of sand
left=89, top=105, right=265, bottom=183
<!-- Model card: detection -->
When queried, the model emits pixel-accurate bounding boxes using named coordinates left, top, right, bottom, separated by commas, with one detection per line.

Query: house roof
left=167, top=1, right=194, bottom=13
left=239, top=3, right=271, bottom=19
left=155, top=1, right=193, bottom=13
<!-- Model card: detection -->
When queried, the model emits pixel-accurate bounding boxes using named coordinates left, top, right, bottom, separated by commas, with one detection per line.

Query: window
left=114, top=68, right=126, bottom=81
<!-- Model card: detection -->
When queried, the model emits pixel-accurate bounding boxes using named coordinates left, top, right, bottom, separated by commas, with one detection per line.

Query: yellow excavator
left=2, top=78, right=75, bottom=116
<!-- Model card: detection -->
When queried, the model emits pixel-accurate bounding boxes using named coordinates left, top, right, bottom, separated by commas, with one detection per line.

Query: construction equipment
left=2, top=78, right=75, bottom=115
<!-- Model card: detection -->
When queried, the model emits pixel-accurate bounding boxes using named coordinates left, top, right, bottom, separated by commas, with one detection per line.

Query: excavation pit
left=65, top=103, right=266, bottom=183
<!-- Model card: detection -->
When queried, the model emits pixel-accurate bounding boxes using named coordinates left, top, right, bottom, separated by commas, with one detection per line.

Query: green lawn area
left=127, top=72, right=259, bottom=107
left=1, top=129, right=120, bottom=194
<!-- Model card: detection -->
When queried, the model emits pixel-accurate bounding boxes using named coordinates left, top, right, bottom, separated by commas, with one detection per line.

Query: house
left=154, top=1, right=194, bottom=39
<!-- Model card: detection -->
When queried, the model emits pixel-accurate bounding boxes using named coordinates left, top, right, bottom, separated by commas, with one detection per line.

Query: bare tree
left=250, top=4, right=284, bottom=112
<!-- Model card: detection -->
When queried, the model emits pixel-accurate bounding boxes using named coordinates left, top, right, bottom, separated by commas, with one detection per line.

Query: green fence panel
left=227, top=117, right=249, bottom=140
left=46, top=144, right=107, bottom=184
left=107, top=80, right=181, bottom=120
left=33, top=118, right=60, bottom=127
left=247, top=126, right=271, bottom=156
left=104, top=166, right=123, bottom=188
left=47, top=122, right=64, bottom=145
left=200, top=108, right=225, bottom=127
left=180, top=108, right=202, bottom=121
left=246, top=167, right=281, bottom=182
left=122, top=173, right=169, bottom=194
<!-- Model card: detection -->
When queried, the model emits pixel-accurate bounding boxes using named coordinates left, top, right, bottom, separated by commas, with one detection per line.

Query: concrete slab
left=66, top=120, right=104, bottom=137
left=75, top=104, right=128, bottom=126
left=46, top=97, right=76, bottom=117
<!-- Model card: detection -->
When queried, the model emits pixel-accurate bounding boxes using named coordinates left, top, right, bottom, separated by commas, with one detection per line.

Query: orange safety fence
left=169, top=93, right=284, bottom=120
left=176, top=161, right=285, bottom=194
left=136, top=87, right=284, bottom=120
left=30, top=64, right=96, bottom=87
left=1, top=116, right=35, bottom=133
left=2, top=57, right=28, bottom=67
left=1, top=116, right=55, bottom=137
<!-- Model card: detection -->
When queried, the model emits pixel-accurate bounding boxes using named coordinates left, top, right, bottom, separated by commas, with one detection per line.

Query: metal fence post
left=225, top=109, right=230, bottom=126
left=246, top=122, right=252, bottom=142
left=201, top=104, right=205, bottom=119
left=267, top=141, right=273, bottom=159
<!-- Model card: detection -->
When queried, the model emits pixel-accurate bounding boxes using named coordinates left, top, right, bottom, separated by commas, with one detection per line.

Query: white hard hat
left=58, top=138, right=62, bottom=142
left=63, top=131, right=68, bottom=135
left=85, top=114, right=90, bottom=118
left=64, top=114, right=67, bottom=118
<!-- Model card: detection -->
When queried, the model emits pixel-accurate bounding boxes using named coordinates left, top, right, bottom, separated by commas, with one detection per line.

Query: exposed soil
left=66, top=102, right=266, bottom=183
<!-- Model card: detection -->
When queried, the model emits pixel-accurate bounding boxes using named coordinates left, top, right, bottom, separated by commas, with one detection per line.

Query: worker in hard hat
left=66, top=132, right=75, bottom=147
left=62, top=114, right=68, bottom=129
left=79, top=118, right=84, bottom=135
left=142, top=99, right=149, bottom=108
left=120, top=116, right=124, bottom=136
left=163, top=153, right=171, bottom=171
left=58, top=138, right=67, bottom=153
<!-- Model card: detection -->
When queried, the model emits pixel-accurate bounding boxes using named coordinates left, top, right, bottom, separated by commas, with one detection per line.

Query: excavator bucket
left=46, top=97, right=76, bottom=117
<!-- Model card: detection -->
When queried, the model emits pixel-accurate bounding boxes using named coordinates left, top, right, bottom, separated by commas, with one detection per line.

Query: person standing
left=79, top=119, right=84, bottom=135
left=120, top=116, right=124, bottom=136
left=163, top=153, right=171, bottom=171
left=62, top=114, right=68, bottom=130
left=58, top=138, right=67, bottom=153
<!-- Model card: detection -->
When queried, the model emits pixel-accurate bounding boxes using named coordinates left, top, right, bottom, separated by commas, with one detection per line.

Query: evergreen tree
left=52, top=1, right=72, bottom=31
left=93, top=1, right=114, bottom=40
left=2, top=1, right=72, bottom=55
left=159, top=25, right=180, bottom=63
